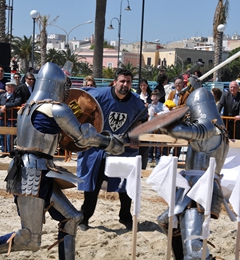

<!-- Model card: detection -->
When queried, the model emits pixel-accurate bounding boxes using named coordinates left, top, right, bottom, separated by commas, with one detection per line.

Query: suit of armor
left=158, top=87, right=229, bottom=260
left=0, top=62, right=124, bottom=260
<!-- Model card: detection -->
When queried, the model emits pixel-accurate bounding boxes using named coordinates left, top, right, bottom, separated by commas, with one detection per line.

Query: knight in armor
left=0, top=62, right=124, bottom=260
left=157, top=87, right=229, bottom=260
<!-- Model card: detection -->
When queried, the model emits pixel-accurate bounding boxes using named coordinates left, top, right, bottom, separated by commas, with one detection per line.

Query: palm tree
left=60, top=49, right=85, bottom=75
left=102, top=67, right=116, bottom=79
left=141, top=65, right=161, bottom=81
left=0, top=0, right=6, bottom=42
left=37, top=15, right=59, bottom=67
left=11, top=36, right=36, bottom=72
left=46, top=48, right=64, bottom=64
left=78, top=62, right=93, bottom=77
left=120, top=62, right=138, bottom=77
left=213, top=0, right=229, bottom=81
left=92, top=0, right=107, bottom=78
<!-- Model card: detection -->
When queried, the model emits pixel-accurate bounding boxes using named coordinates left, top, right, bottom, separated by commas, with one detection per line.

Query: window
left=107, top=62, right=113, bottom=68
left=187, top=58, right=191, bottom=64
left=147, top=57, right=151, bottom=66
left=158, top=58, right=161, bottom=66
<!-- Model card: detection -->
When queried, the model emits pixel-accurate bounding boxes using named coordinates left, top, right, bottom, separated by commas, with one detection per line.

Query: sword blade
left=128, top=106, right=189, bottom=138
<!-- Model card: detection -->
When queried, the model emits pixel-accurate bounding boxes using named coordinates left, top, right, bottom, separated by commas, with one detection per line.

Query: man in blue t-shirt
left=77, top=69, right=147, bottom=231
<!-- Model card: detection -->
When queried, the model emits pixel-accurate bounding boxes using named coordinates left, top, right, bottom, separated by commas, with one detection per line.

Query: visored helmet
left=186, top=87, right=224, bottom=126
left=29, top=62, right=70, bottom=103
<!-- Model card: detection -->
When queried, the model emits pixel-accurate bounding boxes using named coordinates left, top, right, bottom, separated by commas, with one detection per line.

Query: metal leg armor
left=157, top=210, right=184, bottom=260
left=50, top=183, right=83, bottom=259
left=64, top=235, right=75, bottom=260
left=180, top=208, right=210, bottom=260
left=0, top=196, right=45, bottom=254
left=50, top=183, right=83, bottom=237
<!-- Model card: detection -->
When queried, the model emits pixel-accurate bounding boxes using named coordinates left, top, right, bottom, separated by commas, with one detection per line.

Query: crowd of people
left=0, top=60, right=239, bottom=259
left=0, top=65, right=36, bottom=156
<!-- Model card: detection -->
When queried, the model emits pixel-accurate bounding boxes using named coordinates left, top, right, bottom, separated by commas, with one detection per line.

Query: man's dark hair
left=25, top=72, right=35, bottom=79
left=114, top=68, right=133, bottom=80
left=156, top=73, right=168, bottom=85
left=14, top=72, right=21, bottom=77
left=174, top=76, right=184, bottom=83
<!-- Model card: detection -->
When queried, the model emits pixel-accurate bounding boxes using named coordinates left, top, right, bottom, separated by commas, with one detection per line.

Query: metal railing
left=0, top=107, right=239, bottom=163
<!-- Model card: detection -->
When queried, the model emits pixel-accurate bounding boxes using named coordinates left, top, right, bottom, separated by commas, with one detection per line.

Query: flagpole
left=166, top=157, right=178, bottom=260
left=235, top=222, right=240, bottom=260
left=202, top=222, right=208, bottom=260
left=131, top=156, right=141, bottom=260
left=201, top=158, right=215, bottom=260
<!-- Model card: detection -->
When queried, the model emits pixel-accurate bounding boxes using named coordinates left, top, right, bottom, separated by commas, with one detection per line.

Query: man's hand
left=129, top=138, right=140, bottom=149
left=234, top=115, right=240, bottom=122
left=0, top=105, right=6, bottom=113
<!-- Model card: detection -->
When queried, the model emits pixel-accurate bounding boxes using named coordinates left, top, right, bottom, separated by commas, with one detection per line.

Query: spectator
left=154, top=73, right=168, bottom=103
left=163, top=77, right=191, bottom=157
left=0, top=81, right=21, bottom=156
left=13, top=72, right=21, bottom=86
left=20, top=67, right=35, bottom=84
left=148, top=89, right=164, bottom=165
left=83, top=75, right=96, bottom=87
left=77, top=68, right=147, bottom=231
left=167, top=77, right=190, bottom=108
left=194, top=70, right=202, bottom=77
left=137, top=78, right=152, bottom=107
left=217, top=81, right=240, bottom=139
left=0, top=66, right=9, bottom=93
left=136, top=79, right=152, bottom=169
left=15, top=72, right=35, bottom=104
left=211, top=87, right=223, bottom=105
left=10, top=57, right=18, bottom=72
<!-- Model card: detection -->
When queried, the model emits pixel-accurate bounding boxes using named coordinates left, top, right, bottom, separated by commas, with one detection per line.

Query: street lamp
left=107, top=0, right=131, bottom=67
left=6, top=0, right=14, bottom=39
left=49, top=20, right=93, bottom=50
left=30, top=10, right=40, bottom=68
left=214, top=24, right=226, bottom=81
left=107, top=17, right=120, bottom=66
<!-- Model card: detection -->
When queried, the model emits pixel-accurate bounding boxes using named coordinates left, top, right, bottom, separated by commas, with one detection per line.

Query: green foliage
left=46, top=48, right=65, bottom=65
left=11, top=35, right=39, bottom=72
left=90, top=40, right=114, bottom=50
left=141, top=65, right=160, bottom=81
left=102, top=67, right=116, bottom=79
left=77, top=62, right=93, bottom=77
left=225, top=47, right=240, bottom=80
left=164, top=64, right=182, bottom=81
left=120, top=62, right=138, bottom=77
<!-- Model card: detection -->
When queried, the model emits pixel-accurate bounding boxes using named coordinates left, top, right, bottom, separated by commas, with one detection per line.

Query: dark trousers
left=81, top=159, right=132, bottom=225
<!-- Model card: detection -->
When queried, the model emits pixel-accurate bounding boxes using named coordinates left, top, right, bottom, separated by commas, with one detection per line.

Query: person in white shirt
left=148, top=89, right=164, bottom=165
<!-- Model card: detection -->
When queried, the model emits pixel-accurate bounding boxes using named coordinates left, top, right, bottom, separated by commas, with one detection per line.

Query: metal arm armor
left=164, top=119, right=218, bottom=141
left=52, top=104, right=124, bottom=154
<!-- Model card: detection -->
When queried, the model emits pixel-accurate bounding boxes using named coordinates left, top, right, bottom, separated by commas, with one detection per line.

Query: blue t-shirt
left=77, top=87, right=146, bottom=192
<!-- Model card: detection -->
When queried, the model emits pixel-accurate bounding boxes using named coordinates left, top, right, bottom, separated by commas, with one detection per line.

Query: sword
left=127, top=106, right=189, bottom=138
left=120, top=107, right=148, bottom=138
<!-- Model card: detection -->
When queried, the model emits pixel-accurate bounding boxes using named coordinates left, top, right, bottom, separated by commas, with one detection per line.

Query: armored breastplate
left=186, top=134, right=229, bottom=175
left=17, top=103, right=59, bottom=156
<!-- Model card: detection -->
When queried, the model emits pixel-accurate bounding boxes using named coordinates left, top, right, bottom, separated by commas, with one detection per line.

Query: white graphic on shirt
left=109, top=111, right=127, bottom=132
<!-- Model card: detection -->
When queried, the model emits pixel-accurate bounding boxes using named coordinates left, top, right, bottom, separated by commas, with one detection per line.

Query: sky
left=8, top=0, right=240, bottom=45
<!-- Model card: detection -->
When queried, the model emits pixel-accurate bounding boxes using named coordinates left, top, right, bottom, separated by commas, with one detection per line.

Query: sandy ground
left=0, top=158, right=238, bottom=260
